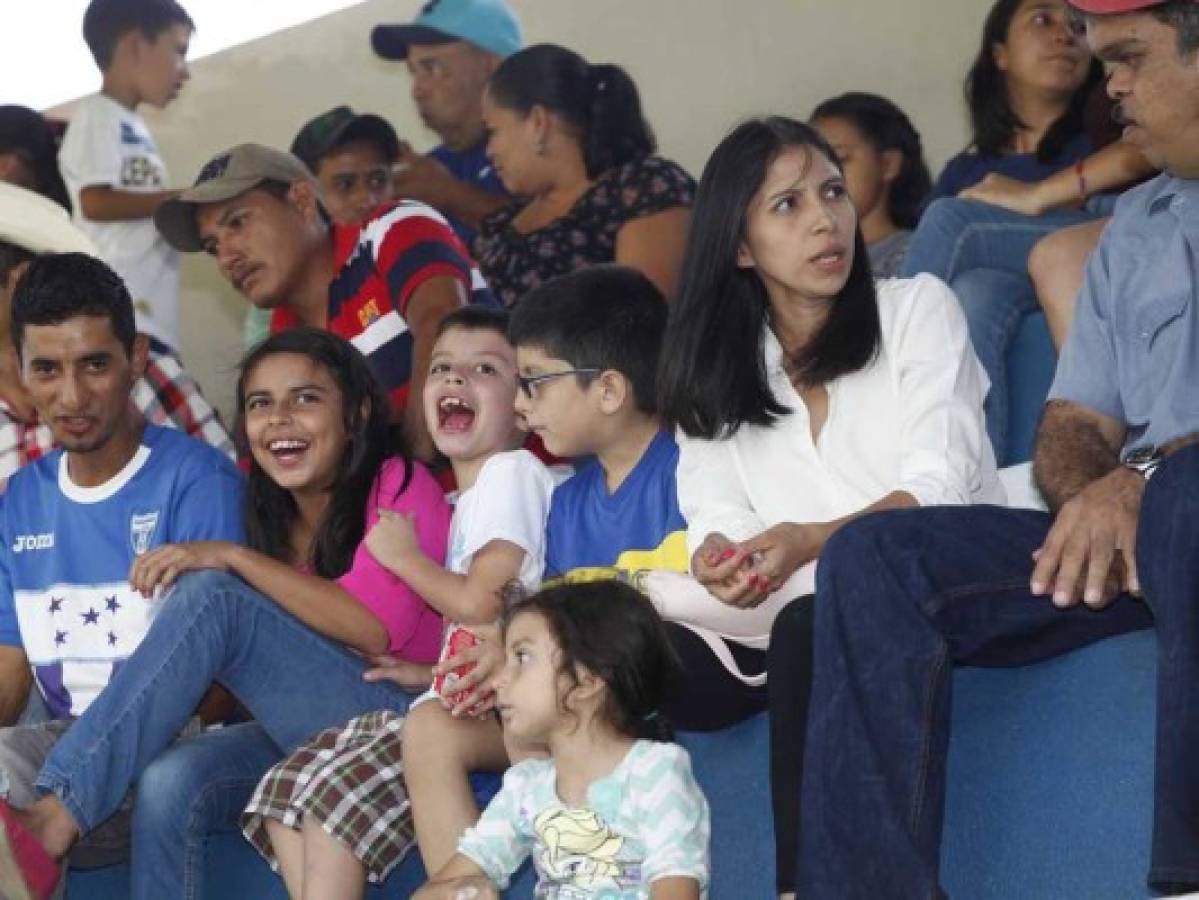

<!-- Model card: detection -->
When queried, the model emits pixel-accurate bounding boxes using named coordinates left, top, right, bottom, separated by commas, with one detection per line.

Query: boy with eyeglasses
left=401, top=265, right=761, bottom=876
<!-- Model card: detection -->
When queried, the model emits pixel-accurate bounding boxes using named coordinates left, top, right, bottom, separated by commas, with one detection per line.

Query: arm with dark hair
left=1030, top=400, right=1142, bottom=608
left=1033, top=400, right=1124, bottom=511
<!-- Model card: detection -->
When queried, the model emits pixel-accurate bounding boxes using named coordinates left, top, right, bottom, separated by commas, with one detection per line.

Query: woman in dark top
left=472, top=43, right=694, bottom=308
left=901, top=0, right=1106, bottom=464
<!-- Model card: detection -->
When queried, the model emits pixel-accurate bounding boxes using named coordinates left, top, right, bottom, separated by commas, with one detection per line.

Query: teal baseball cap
left=371, top=0, right=522, bottom=60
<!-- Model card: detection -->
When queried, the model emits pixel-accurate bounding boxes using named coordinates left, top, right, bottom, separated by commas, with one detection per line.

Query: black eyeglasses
left=516, top=368, right=601, bottom=399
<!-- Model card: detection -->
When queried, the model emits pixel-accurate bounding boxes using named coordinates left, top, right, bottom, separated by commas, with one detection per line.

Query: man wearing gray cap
left=372, top=0, right=521, bottom=244
left=155, top=143, right=494, bottom=460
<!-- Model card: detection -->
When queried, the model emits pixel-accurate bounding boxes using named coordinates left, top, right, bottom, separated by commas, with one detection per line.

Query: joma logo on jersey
left=11, top=533, right=54, bottom=553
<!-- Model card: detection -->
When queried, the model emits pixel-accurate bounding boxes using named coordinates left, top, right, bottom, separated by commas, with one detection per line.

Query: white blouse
left=676, top=274, right=1005, bottom=599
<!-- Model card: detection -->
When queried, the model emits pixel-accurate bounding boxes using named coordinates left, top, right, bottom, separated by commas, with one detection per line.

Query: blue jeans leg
left=949, top=268, right=1038, bottom=463
left=901, top=198, right=1095, bottom=282
left=797, top=504, right=1156, bottom=900
left=36, top=570, right=412, bottom=836
left=1137, top=444, right=1199, bottom=890
left=131, top=722, right=281, bottom=900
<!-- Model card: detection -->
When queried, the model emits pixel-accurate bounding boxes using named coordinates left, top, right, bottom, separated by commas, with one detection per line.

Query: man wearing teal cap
left=372, top=0, right=522, bottom=244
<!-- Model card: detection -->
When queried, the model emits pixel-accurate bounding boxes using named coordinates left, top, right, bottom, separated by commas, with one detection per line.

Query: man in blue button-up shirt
left=785, top=2, right=1199, bottom=897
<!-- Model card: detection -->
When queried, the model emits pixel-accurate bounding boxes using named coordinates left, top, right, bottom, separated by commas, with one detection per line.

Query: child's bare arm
left=650, top=877, right=702, bottom=900
left=79, top=185, right=179, bottom=222
left=366, top=511, right=523, bottom=624
left=413, top=854, right=497, bottom=899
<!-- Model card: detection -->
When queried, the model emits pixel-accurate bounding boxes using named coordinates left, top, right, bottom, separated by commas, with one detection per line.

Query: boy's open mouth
left=438, top=396, right=476, bottom=432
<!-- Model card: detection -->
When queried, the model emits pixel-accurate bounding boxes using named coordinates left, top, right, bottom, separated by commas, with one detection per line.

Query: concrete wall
left=51, top=0, right=990, bottom=420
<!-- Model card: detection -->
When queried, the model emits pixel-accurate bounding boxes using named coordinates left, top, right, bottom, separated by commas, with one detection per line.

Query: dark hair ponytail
left=488, top=44, right=655, bottom=179
left=583, top=62, right=655, bottom=177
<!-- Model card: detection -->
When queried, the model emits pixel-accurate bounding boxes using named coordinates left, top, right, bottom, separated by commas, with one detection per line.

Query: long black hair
left=486, top=43, right=655, bottom=179
left=965, top=0, right=1101, bottom=160
left=658, top=117, right=881, bottom=441
left=235, top=327, right=410, bottom=577
left=504, top=579, right=679, bottom=742
left=810, top=92, right=932, bottom=230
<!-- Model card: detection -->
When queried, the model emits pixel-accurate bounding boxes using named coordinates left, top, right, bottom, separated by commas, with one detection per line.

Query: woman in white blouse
left=657, top=117, right=1004, bottom=900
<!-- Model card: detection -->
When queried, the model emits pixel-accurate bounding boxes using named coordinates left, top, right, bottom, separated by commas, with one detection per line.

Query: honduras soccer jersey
left=0, top=425, right=244, bottom=718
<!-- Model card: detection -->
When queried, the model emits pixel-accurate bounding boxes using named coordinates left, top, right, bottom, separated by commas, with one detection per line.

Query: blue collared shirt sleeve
left=0, top=497, right=20, bottom=648
left=1047, top=230, right=1125, bottom=423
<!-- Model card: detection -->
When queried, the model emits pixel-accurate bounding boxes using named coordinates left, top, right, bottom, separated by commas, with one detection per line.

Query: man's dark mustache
left=1112, top=103, right=1131, bottom=126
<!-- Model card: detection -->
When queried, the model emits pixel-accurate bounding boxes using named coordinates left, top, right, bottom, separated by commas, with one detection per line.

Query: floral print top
left=472, top=155, right=695, bottom=308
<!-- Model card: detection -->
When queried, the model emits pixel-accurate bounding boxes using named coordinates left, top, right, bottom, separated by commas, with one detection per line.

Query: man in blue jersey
left=371, top=0, right=519, bottom=244
left=0, top=252, right=245, bottom=877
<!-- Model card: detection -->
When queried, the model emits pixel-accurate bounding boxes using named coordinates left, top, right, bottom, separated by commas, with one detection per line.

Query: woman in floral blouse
left=473, top=43, right=694, bottom=308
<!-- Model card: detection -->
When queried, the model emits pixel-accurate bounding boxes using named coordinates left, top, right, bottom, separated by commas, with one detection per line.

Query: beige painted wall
left=52, top=0, right=991, bottom=421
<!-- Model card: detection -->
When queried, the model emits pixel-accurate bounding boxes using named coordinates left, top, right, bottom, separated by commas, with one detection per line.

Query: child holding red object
left=240, top=306, right=553, bottom=896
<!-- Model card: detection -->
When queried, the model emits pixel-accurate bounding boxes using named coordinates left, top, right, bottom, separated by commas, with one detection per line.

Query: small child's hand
left=366, top=510, right=421, bottom=568
left=363, top=655, right=434, bottom=691
left=436, top=626, right=504, bottom=717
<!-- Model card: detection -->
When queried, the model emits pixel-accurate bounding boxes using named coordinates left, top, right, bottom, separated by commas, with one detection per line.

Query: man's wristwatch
left=1123, top=445, right=1163, bottom=480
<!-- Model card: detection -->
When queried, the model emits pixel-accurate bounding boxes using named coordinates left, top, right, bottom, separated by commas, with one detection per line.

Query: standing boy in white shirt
left=59, top=0, right=191, bottom=352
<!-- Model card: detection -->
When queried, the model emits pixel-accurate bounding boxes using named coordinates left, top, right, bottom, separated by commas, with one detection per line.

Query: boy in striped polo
left=155, top=143, right=495, bottom=460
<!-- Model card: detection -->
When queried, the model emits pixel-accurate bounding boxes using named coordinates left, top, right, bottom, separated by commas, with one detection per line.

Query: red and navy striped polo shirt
left=271, top=200, right=495, bottom=413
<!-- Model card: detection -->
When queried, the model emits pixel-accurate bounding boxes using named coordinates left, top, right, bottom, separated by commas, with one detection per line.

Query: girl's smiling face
left=241, top=352, right=350, bottom=497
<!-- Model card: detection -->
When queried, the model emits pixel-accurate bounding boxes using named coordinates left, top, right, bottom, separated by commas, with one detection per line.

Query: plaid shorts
left=240, top=710, right=414, bottom=883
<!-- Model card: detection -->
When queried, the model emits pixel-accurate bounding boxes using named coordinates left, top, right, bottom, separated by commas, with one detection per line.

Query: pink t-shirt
left=337, top=457, right=451, bottom=662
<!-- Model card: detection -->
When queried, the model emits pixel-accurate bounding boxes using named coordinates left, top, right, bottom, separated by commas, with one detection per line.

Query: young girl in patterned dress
left=240, top=307, right=555, bottom=896
left=416, top=580, right=711, bottom=900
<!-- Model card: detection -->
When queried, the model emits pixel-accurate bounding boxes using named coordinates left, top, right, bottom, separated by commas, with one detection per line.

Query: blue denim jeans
left=797, top=444, right=1199, bottom=898
left=36, top=571, right=414, bottom=845
left=901, top=198, right=1098, bottom=463
left=131, top=722, right=280, bottom=900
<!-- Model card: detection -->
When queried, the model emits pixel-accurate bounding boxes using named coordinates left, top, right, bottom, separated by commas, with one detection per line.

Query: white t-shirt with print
left=59, top=94, right=180, bottom=349
left=416, top=448, right=554, bottom=707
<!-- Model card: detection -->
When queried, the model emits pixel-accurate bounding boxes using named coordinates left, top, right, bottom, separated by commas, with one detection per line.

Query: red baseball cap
left=1068, top=0, right=1192, bottom=13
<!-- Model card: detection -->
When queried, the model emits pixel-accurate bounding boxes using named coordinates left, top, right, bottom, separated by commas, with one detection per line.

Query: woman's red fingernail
left=718, top=548, right=736, bottom=561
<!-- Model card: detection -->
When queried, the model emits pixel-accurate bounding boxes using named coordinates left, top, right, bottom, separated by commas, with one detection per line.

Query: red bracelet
left=1074, top=159, right=1088, bottom=200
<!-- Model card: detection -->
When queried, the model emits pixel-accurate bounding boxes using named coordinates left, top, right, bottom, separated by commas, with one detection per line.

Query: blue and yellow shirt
left=545, top=430, right=688, bottom=581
